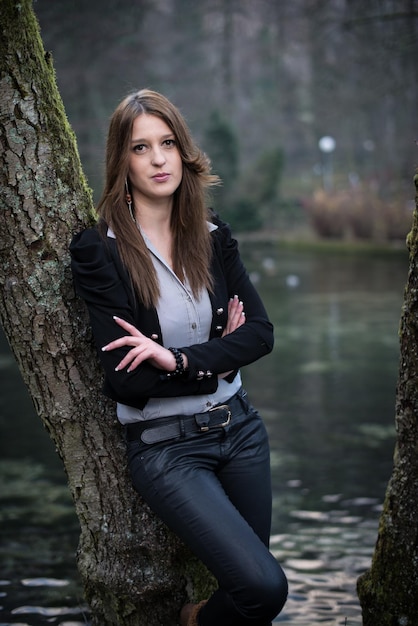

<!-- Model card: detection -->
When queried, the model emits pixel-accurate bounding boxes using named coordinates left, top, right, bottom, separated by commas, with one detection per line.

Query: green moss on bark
left=357, top=174, right=418, bottom=625
left=0, top=0, right=95, bottom=228
left=0, top=2, right=211, bottom=625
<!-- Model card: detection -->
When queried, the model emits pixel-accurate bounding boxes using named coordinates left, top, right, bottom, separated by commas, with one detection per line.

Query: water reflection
left=0, top=244, right=407, bottom=625
left=271, top=493, right=382, bottom=624
left=241, top=242, right=404, bottom=625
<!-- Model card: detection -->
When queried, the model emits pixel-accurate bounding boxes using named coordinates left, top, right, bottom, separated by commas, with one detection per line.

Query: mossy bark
left=357, top=174, right=418, bottom=625
left=0, top=1, right=214, bottom=624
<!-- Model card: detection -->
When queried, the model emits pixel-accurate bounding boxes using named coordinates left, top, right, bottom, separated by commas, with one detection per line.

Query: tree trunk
left=0, top=1, right=214, bottom=624
left=357, top=173, right=418, bottom=624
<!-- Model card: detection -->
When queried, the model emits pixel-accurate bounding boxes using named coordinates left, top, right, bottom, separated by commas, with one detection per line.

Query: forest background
left=33, top=0, right=418, bottom=238
left=1, top=2, right=418, bottom=623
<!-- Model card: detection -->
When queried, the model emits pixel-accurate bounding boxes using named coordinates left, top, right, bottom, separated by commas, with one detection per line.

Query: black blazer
left=70, top=215, right=274, bottom=410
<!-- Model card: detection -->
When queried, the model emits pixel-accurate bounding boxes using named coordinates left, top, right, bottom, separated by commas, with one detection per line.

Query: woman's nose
left=151, top=147, right=166, bottom=166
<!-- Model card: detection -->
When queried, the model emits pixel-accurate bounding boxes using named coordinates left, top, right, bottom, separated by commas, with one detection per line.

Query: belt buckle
left=195, top=405, right=231, bottom=432
left=209, top=404, right=231, bottom=427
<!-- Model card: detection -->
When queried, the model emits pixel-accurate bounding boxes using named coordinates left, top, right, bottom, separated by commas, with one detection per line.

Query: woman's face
left=128, top=113, right=183, bottom=208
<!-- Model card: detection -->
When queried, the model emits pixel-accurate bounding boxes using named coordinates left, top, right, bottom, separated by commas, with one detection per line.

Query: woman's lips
left=152, top=173, right=170, bottom=182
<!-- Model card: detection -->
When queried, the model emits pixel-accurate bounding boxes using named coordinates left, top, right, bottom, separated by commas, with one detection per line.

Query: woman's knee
left=237, top=560, right=288, bottom=621
left=256, top=562, right=288, bottom=619
left=265, top=563, right=288, bottom=617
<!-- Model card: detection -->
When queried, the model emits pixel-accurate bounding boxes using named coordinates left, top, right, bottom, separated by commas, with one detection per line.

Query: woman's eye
left=164, top=139, right=176, bottom=147
left=133, top=144, right=146, bottom=153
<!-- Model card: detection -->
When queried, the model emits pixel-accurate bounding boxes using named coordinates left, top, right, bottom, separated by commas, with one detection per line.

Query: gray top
left=110, top=225, right=241, bottom=424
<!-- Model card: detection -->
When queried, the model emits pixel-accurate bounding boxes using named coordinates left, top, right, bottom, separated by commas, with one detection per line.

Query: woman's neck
left=134, top=197, right=172, bottom=233
left=135, top=203, right=173, bottom=267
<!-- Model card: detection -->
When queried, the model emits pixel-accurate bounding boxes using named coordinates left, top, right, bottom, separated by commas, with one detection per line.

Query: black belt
left=125, top=404, right=232, bottom=445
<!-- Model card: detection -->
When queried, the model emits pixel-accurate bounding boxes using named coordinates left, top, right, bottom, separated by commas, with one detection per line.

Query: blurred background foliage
left=34, top=0, right=418, bottom=236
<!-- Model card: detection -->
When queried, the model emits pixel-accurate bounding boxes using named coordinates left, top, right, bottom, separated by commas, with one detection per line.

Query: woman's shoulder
left=70, top=222, right=128, bottom=298
left=209, top=210, right=227, bottom=231
left=70, top=222, right=102, bottom=248
left=209, top=210, right=237, bottom=252
left=209, top=211, right=234, bottom=238
left=70, top=222, right=114, bottom=260
left=69, top=222, right=122, bottom=285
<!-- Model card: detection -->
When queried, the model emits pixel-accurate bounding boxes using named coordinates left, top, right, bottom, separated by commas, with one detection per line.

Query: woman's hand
left=219, top=296, right=246, bottom=378
left=103, top=297, right=244, bottom=376
left=222, top=295, right=245, bottom=337
left=102, top=316, right=177, bottom=373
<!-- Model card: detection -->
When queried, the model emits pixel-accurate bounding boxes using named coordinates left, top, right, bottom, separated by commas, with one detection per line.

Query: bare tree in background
left=0, top=1, right=213, bottom=624
left=33, top=0, right=418, bottom=208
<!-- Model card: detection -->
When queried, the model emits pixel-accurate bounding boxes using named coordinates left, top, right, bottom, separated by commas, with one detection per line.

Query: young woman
left=70, top=89, right=288, bottom=626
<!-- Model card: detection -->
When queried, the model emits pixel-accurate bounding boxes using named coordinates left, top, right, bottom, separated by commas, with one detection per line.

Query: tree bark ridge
left=357, top=173, right=418, bottom=624
left=0, top=1, right=214, bottom=623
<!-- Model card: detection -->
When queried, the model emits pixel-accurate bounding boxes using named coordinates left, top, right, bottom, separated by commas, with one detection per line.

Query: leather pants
left=126, top=389, right=288, bottom=625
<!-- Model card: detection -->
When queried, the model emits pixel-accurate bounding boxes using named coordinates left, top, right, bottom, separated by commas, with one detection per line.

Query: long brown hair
left=97, top=89, right=220, bottom=308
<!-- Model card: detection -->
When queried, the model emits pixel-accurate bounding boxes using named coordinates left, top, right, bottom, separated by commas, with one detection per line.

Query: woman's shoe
left=180, top=600, right=207, bottom=626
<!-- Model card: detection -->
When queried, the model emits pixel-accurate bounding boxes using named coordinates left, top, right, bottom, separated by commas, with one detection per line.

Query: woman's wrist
left=165, top=347, right=188, bottom=378
left=180, top=352, right=188, bottom=370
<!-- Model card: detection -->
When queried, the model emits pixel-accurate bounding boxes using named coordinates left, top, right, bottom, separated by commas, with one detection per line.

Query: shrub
left=304, top=188, right=412, bottom=242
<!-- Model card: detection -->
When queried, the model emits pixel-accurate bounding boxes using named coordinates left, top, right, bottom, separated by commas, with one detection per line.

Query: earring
left=125, top=179, right=135, bottom=223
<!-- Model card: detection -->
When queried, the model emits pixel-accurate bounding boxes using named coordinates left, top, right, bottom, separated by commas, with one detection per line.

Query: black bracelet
left=166, top=347, right=186, bottom=378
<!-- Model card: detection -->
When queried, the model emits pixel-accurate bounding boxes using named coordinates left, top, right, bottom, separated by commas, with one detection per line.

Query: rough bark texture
left=357, top=174, right=418, bottom=625
left=0, top=1, right=214, bottom=624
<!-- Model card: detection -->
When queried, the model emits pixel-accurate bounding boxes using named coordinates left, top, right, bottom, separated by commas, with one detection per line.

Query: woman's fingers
left=235, top=312, right=245, bottom=329
left=115, top=347, right=145, bottom=372
left=102, top=336, right=139, bottom=351
left=223, top=296, right=245, bottom=336
left=113, top=341, right=158, bottom=372
left=102, top=316, right=146, bottom=352
left=102, top=316, right=177, bottom=372
left=112, top=315, right=142, bottom=335
left=99, top=316, right=151, bottom=371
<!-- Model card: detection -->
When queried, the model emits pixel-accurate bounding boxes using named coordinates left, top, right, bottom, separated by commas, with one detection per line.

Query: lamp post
left=318, top=135, right=336, bottom=191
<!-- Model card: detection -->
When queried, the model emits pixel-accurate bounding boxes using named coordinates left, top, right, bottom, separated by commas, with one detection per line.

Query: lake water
left=0, top=242, right=408, bottom=625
